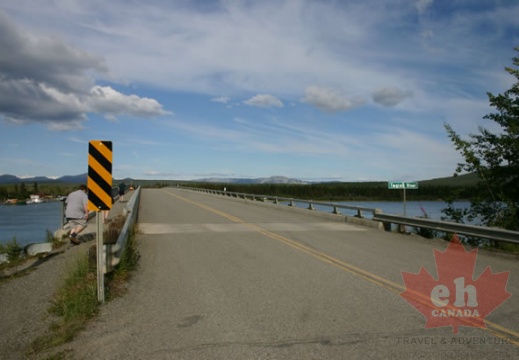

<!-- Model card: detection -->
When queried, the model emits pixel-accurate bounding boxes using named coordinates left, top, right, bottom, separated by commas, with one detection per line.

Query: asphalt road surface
left=61, top=188, right=519, bottom=359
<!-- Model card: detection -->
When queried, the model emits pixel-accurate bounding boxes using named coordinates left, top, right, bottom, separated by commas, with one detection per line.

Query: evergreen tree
left=19, top=182, right=28, bottom=198
left=444, top=47, right=519, bottom=231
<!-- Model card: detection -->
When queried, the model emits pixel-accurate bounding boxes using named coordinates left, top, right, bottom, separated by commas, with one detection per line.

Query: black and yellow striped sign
left=87, top=140, right=112, bottom=211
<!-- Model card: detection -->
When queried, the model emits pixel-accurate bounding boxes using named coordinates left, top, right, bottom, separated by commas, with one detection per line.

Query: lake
left=0, top=201, right=64, bottom=247
left=309, top=200, right=470, bottom=219
left=0, top=198, right=470, bottom=247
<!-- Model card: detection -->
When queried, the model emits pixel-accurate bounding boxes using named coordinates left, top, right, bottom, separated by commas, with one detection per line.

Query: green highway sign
left=388, top=181, right=419, bottom=189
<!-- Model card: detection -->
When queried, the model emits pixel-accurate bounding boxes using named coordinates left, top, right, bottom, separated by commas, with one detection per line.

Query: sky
left=0, top=0, right=517, bottom=182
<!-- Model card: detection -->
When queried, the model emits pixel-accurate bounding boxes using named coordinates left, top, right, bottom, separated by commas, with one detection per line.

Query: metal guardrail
left=181, top=187, right=381, bottom=218
left=180, top=186, right=519, bottom=245
left=373, top=213, right=519, bottom=244
left=104, top=186, right=141, bottom=274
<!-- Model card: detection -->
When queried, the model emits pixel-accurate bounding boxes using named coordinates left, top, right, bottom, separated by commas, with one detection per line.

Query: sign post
left=388, top=182, right=419, bottom=216
left=87, top=140, right=113, bottom=303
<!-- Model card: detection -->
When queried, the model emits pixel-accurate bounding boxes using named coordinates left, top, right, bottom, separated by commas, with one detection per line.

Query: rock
left=0, top=253, right=8, bottom=265
left=25, top=242, right=53, bottom=256
left=54, top=225, right=70, bottom=241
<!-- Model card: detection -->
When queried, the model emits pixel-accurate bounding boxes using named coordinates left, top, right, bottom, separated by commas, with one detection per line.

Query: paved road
left=62, top=188, right=519, bottom=359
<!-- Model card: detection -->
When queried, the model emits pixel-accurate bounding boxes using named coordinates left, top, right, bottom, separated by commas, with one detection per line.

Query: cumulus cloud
left=372, top=87, right=413, bottom=107
left=302, top=86, right=365, bottom=113
left=0, top=13, right=166, bottom=130
left=243, top=94, right=284, bottom=108
left=88, top=86, right=167, bottom=119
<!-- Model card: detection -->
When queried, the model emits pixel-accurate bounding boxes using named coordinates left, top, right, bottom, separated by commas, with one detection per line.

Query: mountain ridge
left=193, top=176, right=308, bottom=184
left=0, top=172, right=479, bottom=186
left=0, top=173, right=88, bottom=184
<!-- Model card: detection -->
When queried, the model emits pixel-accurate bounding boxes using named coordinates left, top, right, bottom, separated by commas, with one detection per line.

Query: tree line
left=182, top=182, right=477, bottom=201
left=0, top=183, right=77, bottom=202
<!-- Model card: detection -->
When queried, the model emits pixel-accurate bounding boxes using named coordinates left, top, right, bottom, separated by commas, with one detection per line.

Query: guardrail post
left=308, top=202, right=315, bottom=210
left=61, top=200, right=66, bottom=226
left=274, top=198, right=279, bottom=204
left=356, top=210, right=363, bottom=218
left=289, top=200, right=295, bottom=207
left=333, top=206, right=340, bottom=215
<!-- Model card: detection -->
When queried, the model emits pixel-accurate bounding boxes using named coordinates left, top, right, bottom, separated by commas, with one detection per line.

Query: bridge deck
left=68, top=188, right=519, bottom=359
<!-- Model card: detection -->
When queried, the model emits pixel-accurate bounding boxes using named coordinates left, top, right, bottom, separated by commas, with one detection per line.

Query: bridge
left=56, top=186, right=519, bottom=359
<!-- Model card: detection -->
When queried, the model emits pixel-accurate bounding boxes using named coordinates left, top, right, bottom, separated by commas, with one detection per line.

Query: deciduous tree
left=444, top=47, right=519, bottom=231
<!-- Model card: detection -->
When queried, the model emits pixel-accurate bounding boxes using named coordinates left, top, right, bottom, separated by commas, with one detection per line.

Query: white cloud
left=0, top=13, right=166, bottom=130
left=415, top=0, right=433, bottom=14
left=372, top=87, right=413, bottom=107
left=243, top=94, right=284, bottom=108
left=211, top=96, right=231, bottom=104
left=302, top=86, right=365, bottom=112
left=5, top=0, right=513, bottom=105
left=88, top=86, right=167, bottom=119
left=1, top=1, right=516, bottom=181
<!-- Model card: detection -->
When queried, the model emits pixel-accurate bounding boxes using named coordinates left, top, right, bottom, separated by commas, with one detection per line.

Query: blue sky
left=0, top=0, right=517, bottom=182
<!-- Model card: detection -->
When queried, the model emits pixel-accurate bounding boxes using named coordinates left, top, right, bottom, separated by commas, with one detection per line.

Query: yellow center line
left=164, top=189, right=519, bottom=345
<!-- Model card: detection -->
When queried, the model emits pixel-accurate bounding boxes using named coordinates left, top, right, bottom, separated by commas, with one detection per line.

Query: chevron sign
left=87, top=140, right=113, bottom=211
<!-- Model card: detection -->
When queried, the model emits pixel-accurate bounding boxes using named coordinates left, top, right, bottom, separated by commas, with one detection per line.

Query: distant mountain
left=0, top=174, right=21, bottom=184
left=0, top=174, right=55, bottom=184
left=193, top=176, right=308, bottom=185
left=57, top=174, right=88, bottom=183
left=0, top=173, right=88, bottom=184
left=0, top=172, right=480, bottom=186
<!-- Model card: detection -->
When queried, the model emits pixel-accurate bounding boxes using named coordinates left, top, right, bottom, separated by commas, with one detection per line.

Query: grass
left=47, top=230, right=68, bottom=251
left=106, top=225, right=140, bottom=299
left=28, top=256, right=98, bottom=355
left=28, top=223, right=140, bottom=358
left=485, top=241, right=519, bottom=254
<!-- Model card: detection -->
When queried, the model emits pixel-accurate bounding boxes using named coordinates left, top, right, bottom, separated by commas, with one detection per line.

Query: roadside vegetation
left=0, top=238, right=24, bottom=274
left=27, top=224, right=139, bottom=359
left=444, top=47, right=519, bottom=233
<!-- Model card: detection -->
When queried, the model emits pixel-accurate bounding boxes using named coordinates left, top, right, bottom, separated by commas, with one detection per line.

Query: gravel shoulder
left=0, top=199, right=127, bottom=360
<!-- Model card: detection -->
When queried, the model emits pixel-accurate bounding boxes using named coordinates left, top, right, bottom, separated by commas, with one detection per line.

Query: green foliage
left=116, top=225, right=139, bottom=274
left=47, top=230, right=67, bottom=250
left=107, top=225, right=140, bottom=300
left=0, top=237, right=23, bottom=262
left=29, top=221, right=140, bottom=357
left=444, top=47, right=519, bottom=231
left=30, top=257, right=98, bottom=354
left=179, top=180, right=477, bottom=201
left=48, top=257, right=98, bottom=322
left=412, top=210, right=438, bottom=239
left=0, top=182, right=77, bottom=202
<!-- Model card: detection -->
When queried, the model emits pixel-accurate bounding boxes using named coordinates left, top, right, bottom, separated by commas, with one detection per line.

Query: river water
left=307, top=200, right=470, bottom=219
left=0, top=198, right=470, bottom=247
left=0, top=201, right=64, bottom=247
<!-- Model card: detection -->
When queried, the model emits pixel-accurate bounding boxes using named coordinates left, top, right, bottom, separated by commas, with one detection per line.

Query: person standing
left=65, top=184, right=89, bottom=245
left=118, top=181, right=126, bottom=202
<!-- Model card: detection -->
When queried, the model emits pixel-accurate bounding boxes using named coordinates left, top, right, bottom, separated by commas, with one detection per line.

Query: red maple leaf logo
left=400, top=234, right=512, bottom=334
